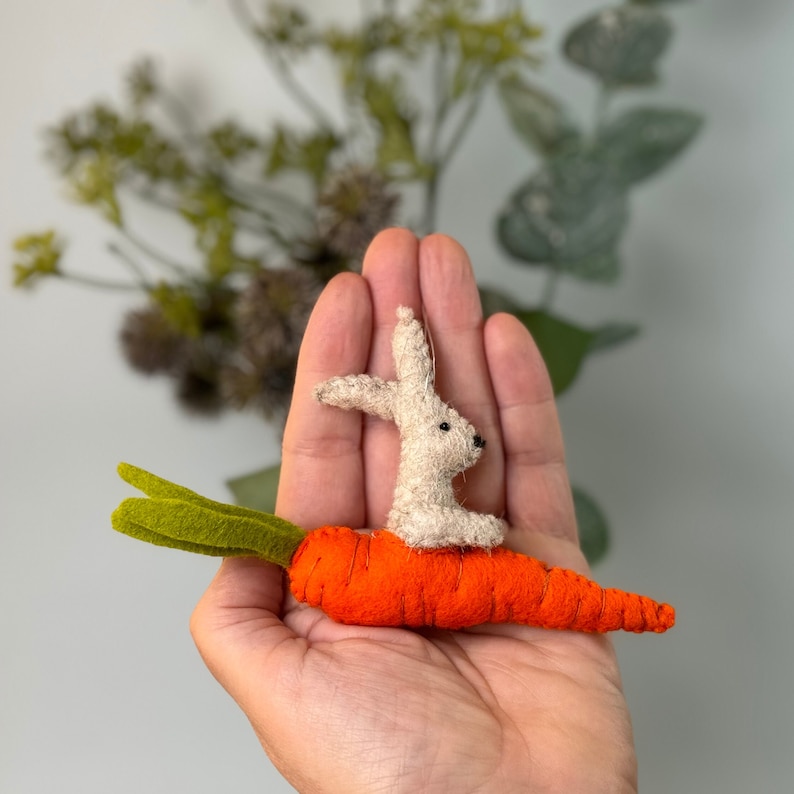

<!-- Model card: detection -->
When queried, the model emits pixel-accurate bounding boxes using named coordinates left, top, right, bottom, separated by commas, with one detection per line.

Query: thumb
left=190, top=557, right=302, bottom=701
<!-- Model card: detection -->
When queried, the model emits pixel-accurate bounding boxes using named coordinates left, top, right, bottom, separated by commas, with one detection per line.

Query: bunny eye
left=439, top=422, right=451, bottom=432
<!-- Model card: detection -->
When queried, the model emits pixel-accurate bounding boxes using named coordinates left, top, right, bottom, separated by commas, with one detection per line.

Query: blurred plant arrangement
left=11, top=0, right=701, bottom=563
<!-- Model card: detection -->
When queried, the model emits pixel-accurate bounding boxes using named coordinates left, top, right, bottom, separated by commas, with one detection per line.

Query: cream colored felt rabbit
left=313, top=306, right=506, bottom=549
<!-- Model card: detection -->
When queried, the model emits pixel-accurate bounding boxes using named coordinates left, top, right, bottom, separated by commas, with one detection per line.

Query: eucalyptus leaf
left=496, top=150, right=629, bottom=271
left=563, top=5, right=672, bottom=86
left=497, top=74, right=582, bottom=158
left=227, top=462, right=281, bottom=513
left=588, top=322, right=641, bottom=353
left=561, top=249, right=621, bottom=283
left=572, top=486, right=610, bottom=565
left=515, top=310, right=595, bottom=395
left=600, top=106, right=703, bottom=184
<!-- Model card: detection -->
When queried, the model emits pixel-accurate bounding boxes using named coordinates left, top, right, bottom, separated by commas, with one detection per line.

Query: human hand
left=190, top=229, right=637, bottom=793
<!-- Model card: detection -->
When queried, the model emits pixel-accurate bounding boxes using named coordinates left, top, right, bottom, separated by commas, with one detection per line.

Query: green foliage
left=265, top=125, right=340, bottom=184
left=362, top=74, right=429, bottom=179
left=494, top=0, right=702, bottom=410
left=227, top=463, right=281, bottom=514
left=10, top=0, right=543, bottom=417
left=563, top=5, right=672, bottom=87
left=573, top=486, right=610, bottom=565
left=587, top=322, right=641, bottom=354
left=12, top=230, right=63, bottom=287
left=497, top=74, right=582, bottom=158
left=148, top=282, right=203, bottom=337
left=497, top=150, right=629, bottom=278
left=516, top=310, right=596, bottom=396
left=599, top=106, right=704, bottom=184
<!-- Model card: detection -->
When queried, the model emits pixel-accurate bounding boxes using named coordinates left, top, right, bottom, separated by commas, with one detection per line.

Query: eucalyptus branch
left=593, top=85, right=612, bottom=139
left=540, top=263, right=562, bottom=311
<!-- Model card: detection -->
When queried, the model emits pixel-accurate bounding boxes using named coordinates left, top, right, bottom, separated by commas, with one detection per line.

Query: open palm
left=191, top=230, right=637, bottom=793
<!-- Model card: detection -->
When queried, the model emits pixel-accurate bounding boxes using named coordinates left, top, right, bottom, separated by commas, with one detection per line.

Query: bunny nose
left=473, top=435, right=486, bottom=449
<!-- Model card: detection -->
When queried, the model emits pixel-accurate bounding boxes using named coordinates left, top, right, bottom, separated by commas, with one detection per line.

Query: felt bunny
left=313, top=306, right=506, bottom=549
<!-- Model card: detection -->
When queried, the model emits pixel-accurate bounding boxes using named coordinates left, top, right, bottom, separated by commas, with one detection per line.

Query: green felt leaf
left=496, top=151, right=629, bottom=272
left=114, top=463, right=305, bottom=567
left=497, top=74, right=582, bottom=158
left=515, top=310, right=596, bottom=395
left=599, top=106, right=704, bottom=184
left=226, top=463, right=281, bottom=513
left=563, top=6, right=672, bottom=87
left=573, top=485, right=610, bottom=565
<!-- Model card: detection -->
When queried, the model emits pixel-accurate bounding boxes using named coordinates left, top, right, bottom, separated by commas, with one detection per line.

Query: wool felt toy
left=112, top=307, right=675, bottom=634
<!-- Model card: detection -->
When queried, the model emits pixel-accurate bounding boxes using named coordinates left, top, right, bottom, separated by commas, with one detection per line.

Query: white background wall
left=2, top=1, right=793, bottom=791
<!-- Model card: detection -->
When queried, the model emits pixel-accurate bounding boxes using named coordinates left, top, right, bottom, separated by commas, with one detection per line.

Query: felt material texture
left=289, top=526, right=675, bottom=633
left=113, top=463, right=306, bottom=567
left=111, top=465, right=674, bottom=633
left=314, top=307, right=505, bottom=549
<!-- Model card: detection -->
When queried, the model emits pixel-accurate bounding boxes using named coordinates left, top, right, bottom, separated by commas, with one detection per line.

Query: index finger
left=277, top=272, right=371, bottom=530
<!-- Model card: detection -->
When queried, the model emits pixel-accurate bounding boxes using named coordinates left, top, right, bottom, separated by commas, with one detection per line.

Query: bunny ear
left=392, top=306, right=434, bottom=386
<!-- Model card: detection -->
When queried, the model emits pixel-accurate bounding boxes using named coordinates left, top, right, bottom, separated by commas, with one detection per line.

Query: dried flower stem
left=120, top=226, right=195, bottom=281
left=56, top=272, right=141, bottom=292
left=229, top=0, right=336, bottom=133
left=107, top=241, right=154, bottom=289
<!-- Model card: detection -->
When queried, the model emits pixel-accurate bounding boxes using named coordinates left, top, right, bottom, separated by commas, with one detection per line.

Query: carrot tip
left=656, top=604, right=676, bottom=632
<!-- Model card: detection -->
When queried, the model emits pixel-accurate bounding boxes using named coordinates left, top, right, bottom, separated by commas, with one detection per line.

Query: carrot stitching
left=490, top=588, right=496, bottom=621
left=454, top=548, right=464, bottom=592
left=291, top=540, right=307, bottom=566
left=570, top=598, right=582, bottom=629
left=303, top=556, right=322, bottom=601
left=599, top=588, right=607, bottom=621
left=400, top=594, right=406, bottom=624
left=639, top=598, right=648, bottom=632
left=539, top=569, right=552, bottom=605
left=364, top=534, right=371, bottom=570
left=346, top=535, right=361, bottom=586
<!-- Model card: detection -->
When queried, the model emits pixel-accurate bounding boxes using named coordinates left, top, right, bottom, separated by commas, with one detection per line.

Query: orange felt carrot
left=113, top=464, right=674, bottom=634
left=288, top=526, right=675, bottom=634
